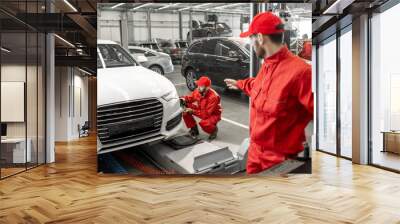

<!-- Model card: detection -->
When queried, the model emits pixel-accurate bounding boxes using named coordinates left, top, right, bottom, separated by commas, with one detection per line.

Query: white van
left=97, top=40, right=182, bottom=154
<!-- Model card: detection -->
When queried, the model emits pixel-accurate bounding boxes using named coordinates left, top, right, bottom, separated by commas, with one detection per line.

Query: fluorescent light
left=78, top=67, right=92, bottom=76
left=194, top=3, right=213, bottom=8
left=111, top=3, right=125, bottom=9
left=63, top=0, right=78, bottom=12
left=157, top=3, right=180, bottom=11
left=1, top=47, right=11, bottom=53
left=54, top=34, right=75, bottom=48
left=131, top=3, right=152, bottom=11
left=178, top=7, right=191, bottom=11
left=214, top=3, right=243, bottom=10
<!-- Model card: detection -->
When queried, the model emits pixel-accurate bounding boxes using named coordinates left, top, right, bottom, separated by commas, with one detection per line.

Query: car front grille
left=97, top=98, right=163, bottom=147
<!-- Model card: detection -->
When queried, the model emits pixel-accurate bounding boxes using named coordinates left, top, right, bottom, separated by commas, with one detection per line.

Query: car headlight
left=161, top=90, right=178, bottom=102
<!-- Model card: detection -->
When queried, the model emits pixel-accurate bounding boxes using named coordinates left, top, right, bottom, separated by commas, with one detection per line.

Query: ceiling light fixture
left=54, top=34, right=75, bottom=48
left=111, top=3, right=125, bottom=9
left=194, top=3, right=213, bottom=8
left=131, top=3, right=152, bottom=11
left=214, top=3, right=243, bottom=10
left=1, top=47, right=11, bottom=53
left=178, top=7, right=191, bottom=11
left=157, top=3, right=180, bottom=11
left=78, top=67, right=92, bottom=76
left=63, top=0, right=78, bottom=12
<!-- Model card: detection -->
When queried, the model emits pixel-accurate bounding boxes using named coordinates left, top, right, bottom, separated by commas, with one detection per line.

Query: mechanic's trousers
left=246, top=142, right=287, bottom=174
left=183, top=112, right=220, bottom=134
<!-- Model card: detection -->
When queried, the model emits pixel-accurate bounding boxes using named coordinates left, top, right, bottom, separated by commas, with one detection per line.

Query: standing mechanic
left=181, top=76, right=222, bottom=140
left=224, top=12, right=313, bottom=174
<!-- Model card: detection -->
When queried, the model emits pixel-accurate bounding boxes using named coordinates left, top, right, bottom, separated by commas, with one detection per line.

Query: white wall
left=98, top=10, right=249, bottom=43
left=55, top=67, right=89, bottom=141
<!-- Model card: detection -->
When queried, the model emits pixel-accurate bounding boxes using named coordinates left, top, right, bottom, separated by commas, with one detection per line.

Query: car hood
left=98, top=65, right=175, bottom=106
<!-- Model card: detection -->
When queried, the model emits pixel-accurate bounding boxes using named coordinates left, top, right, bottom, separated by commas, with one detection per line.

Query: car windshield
left=142, top=43, right=160, bottom=50
left=98, top=44, right=137, bottom=68
left=230, top=39, right=250, bottom=52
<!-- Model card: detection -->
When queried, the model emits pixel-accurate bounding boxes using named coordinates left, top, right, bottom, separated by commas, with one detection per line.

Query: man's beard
left=253, top=43, right=266, bottom=59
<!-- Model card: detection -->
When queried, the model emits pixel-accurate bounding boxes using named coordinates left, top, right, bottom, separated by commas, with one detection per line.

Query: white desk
left=1, top=138, right=31, bottom=163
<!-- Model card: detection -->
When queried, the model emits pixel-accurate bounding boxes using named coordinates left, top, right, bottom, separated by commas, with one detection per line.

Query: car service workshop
left=96, top=2, right=313, bottom=175
left=1, top=1, right=400, bottom=223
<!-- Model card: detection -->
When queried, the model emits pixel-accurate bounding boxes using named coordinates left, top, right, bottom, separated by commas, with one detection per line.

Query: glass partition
left=0, top=1, right=46, bottom=179
left=370, top=3, right=400, bottom=171
left=339, top=27, right=352, bottom=158
left=317, top=35, right=337, bottom=154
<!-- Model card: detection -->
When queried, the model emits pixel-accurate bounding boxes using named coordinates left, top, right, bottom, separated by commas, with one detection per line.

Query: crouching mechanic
left=181, top=76, right=222, bottom=140
left=224, top=12, right=313, bottom=174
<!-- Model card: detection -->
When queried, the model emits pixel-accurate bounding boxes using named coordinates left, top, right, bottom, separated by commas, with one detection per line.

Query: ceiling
left=0, top=0, right=97, bottom=74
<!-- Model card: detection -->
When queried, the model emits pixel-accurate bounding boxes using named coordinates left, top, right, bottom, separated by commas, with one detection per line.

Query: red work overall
left=182, top=89, right=222, bottom=134
left=236, top=46, right=313, bottom=174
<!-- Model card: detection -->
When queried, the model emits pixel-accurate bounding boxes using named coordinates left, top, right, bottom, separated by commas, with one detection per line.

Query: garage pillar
left=120, top=10, right=128, bottom=49
left=147, top=9, right=152, bottom=41
left=179, top=11, right=183, bottom=40
left=189, top=10, right=193, bottom=42
left=128, top=11, right=135, bottom=44
left=352, top=14, right=369, bottom=165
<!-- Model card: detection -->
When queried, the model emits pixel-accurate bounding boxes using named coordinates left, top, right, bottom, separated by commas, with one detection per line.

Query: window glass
left=339, top=28, right=352, bottom=158
left=97, top=52, right=103, bottom=68
left=216, top=42, right=231, bottom=57
left=188, top=42, right=202, bottom=53
left=371, top=3, right=400, bottom=171
left=317, top=36, right=337, bottom=154
left=203, top=39, right=217, bottom=55
left=129, top=49, right=145, bottom=54
left=216, top=41, right=241, bottom=58
left=98, top=44, right=137, bottom=68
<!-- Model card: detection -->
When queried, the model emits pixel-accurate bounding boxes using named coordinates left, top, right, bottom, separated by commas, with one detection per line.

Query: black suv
left=181, top=37, right=250, bottom=91
left=188, top=21, right=232, bottom=40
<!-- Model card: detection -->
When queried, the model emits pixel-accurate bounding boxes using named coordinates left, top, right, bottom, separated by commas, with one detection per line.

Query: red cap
left=240, top=12, right=284, bottom=38
left=196, top=76, right=211, bottom=87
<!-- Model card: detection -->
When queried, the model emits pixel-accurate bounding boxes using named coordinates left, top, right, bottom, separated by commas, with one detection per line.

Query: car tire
left=149, top=65, right=164, bottom=75
left=185, top=68, right=197, bottom=91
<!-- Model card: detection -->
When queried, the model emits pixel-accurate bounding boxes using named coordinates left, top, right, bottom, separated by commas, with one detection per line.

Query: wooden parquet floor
left=1, top=135, right=400, bottom=224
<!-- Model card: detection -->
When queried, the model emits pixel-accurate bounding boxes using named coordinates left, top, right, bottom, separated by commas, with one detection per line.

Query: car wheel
left=185, top=69, right=197, bottom=91
left=149, top=65, right=164, bottom=75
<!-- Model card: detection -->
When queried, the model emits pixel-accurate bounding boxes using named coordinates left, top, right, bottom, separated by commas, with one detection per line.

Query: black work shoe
left=208, top=126, right=218, bottom=141
left=190, top=126, right=199, bottom=137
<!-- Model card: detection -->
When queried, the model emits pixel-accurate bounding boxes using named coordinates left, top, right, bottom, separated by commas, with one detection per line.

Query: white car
left=97, top=40, right=183, bottom=154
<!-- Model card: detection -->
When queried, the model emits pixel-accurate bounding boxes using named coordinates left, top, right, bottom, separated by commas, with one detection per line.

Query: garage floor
left=166, top=64, right=250, bottom=147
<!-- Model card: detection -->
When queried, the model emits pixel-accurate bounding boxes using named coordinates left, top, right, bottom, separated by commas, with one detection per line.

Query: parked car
left=128, top=46, right=174, bottom=75
left=97, top=40, right=183, bottom=154
left=157, top=40, right=188, bottom=64
left=181, top=37, right=250, bottom=91
left=188, top=21, right=232, bottom=41
left=138, top=42, right=163, bottom=52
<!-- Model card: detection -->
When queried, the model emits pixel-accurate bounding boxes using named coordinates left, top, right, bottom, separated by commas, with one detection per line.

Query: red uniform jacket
left=236, top=46, right=313, bottom=155
left=184, top=89, right=222, bottom=120
left=299, top=41, right=312, bottom=61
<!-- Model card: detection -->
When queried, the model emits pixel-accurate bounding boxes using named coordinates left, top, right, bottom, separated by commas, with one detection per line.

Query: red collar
left=263, top=46, right=292, bottom=64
